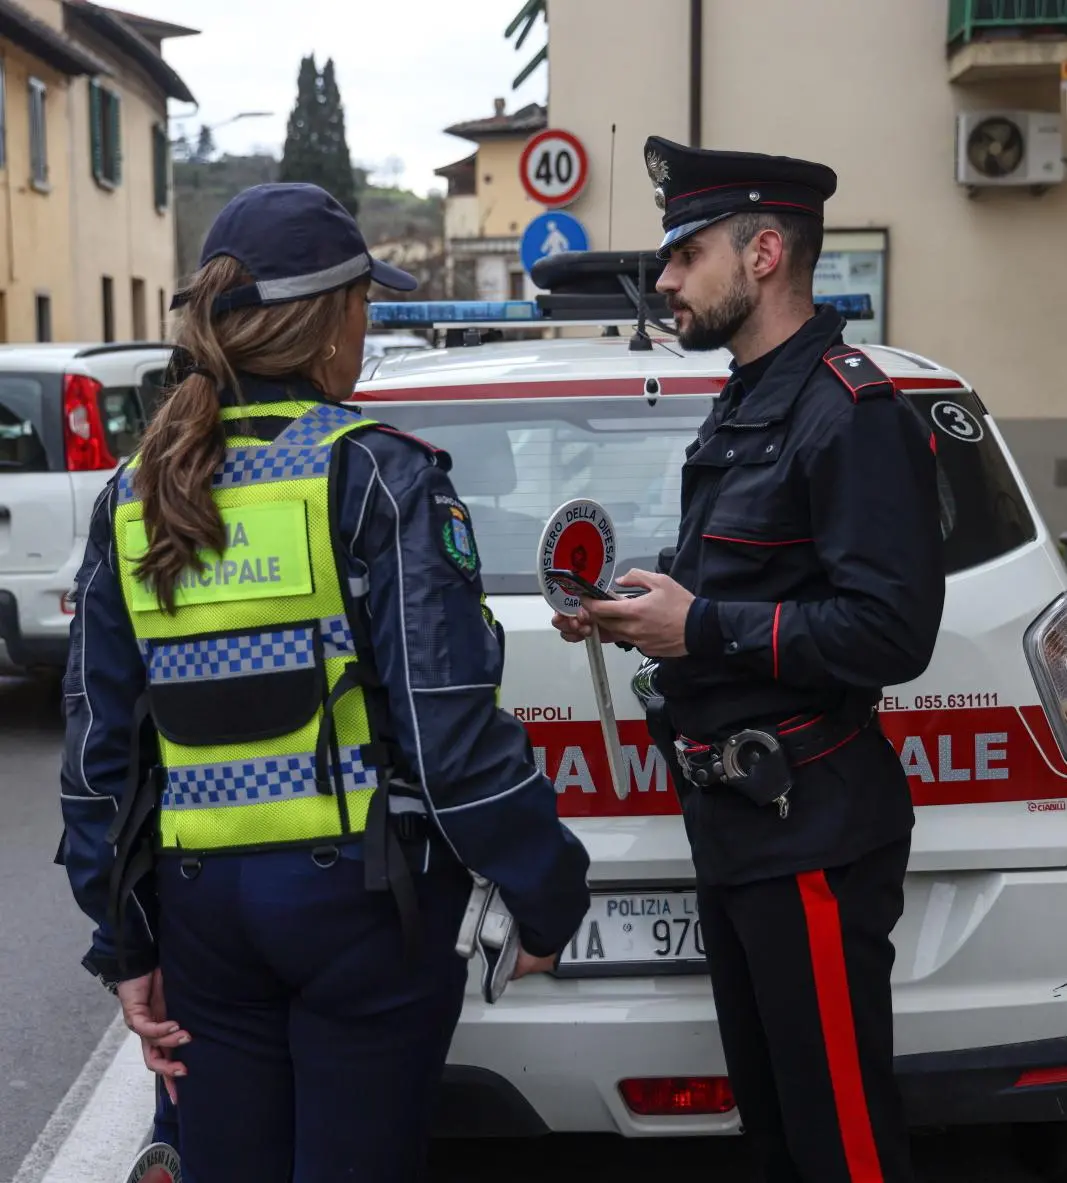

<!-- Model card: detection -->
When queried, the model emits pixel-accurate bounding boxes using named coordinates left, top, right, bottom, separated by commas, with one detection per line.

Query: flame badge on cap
left=645, top=149, right=670, bottom=210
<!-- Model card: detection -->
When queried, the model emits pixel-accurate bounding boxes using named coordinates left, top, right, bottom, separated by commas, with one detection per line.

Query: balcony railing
left=949, top=0, right=1067, bottom=46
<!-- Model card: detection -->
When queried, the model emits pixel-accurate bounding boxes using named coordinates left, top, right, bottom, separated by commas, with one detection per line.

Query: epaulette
left=370, top=424, right=448, bottom=468
left=822, top=345, right=895, bottom=402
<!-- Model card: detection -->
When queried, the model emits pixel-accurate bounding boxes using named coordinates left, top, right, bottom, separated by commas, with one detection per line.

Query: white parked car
left=0, top=343, right=172, bottom=673
left=354, top=300, right=1067, bottom=1178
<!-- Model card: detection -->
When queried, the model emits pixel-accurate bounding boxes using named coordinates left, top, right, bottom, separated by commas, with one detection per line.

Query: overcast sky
left=123, top=0, right=546, bottom=195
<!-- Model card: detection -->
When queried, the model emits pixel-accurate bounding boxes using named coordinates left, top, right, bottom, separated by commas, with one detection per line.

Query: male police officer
left=553, top=138, right=945, bottom=1182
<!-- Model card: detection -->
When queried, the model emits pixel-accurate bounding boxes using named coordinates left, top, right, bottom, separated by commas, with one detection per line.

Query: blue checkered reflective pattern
left=117, top=469, right=137, bottom=504
left=118, top=447, right=331, bottom=504
left=321, top=615, right=354, bottom=659
left=162, top=746, right=376, bottom=810
left=116, top=406, right=370, bottom=505
left=147, top=628, right=316, bottom=684
left=272, top=403, right=366, bottom=449
left=213, top=445, right=334, bottom=490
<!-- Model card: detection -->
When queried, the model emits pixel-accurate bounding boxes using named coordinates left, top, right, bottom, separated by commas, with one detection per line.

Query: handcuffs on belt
left=674, top=728, right=794, bottom=819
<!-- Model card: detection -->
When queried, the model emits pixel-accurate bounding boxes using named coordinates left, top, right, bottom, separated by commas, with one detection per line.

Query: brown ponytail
left=133, top=255, right=352, bottom=613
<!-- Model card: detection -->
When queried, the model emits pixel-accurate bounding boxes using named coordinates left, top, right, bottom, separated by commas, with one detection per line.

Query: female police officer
left=58, top=182, right=590, bottom=1182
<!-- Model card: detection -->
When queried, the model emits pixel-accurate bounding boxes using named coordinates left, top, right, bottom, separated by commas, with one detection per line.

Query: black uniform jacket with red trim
left=655, top=306, right=945, bottom=880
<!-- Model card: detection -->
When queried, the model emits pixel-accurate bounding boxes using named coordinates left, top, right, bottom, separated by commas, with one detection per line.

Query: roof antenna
left=602, top=123, right=620, bottom=338
left=607, top=123, right=616, bottom=251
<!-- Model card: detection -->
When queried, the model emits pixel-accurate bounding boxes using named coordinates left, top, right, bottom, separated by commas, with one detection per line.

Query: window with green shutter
left=152, top=123, right=168, bottom=211
left=90, top=80, right=122, bottom=187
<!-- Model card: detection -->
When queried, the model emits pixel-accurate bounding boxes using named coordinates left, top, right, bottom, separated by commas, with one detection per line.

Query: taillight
left=1025, top=595, right=1067, bottom=761
left=62, top=373, right=115, bottom=471
left=1015, top=1066, right=1067, bottom=1089
left=618, top=1076, right=735, bottom=1116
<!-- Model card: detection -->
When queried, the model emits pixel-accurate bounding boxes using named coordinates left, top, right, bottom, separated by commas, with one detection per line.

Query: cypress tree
left=279, top=54, right=359, bottom=215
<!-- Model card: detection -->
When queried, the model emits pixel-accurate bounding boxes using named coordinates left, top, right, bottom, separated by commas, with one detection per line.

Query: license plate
left=554, top=890, right=707, bottom=977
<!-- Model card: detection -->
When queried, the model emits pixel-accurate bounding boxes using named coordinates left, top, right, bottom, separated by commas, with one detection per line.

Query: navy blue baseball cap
left=171, top=182, right=418, bottom=315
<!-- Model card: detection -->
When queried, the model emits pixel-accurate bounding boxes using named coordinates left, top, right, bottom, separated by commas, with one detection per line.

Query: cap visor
left=656, top=214, right=734, bottom=260
left=370, top=257, right=418, bottom=292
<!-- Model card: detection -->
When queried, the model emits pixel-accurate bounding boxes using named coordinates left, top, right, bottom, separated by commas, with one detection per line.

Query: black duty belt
left=674, top=706, right=876, bottom=819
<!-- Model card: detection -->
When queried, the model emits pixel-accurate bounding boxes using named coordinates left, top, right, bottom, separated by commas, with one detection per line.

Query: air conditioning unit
left=955, top=110, right=1064, bottom=187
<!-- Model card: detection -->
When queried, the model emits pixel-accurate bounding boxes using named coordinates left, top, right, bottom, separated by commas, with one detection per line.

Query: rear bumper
left=0, top=589, right=70, bottom=669
left=440, top=865, right=1067, bottom=1137
left=433, top=1036, right=1067, bottom=1139
left=899, top=1038, right=1067, bottom=1127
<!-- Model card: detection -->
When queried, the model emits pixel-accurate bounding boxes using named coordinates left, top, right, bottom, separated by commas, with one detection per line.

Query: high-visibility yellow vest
left=113, top=399, right=385, bottom=855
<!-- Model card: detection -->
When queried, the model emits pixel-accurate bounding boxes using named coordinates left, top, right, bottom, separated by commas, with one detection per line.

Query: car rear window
left=0, top=377, right=51, bottom=473
left=99, top=387, right=147, bottom=461
left=902, top=389, right=1035, bottom=574
left=139, top=367, right=169, bottom=421
left=374, top=388, right=1036, bottom=592
left=371, top=396, right=706, bottom=593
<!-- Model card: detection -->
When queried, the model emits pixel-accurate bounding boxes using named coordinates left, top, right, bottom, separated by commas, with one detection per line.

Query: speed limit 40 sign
left=520, top=129, right=589, bottom=207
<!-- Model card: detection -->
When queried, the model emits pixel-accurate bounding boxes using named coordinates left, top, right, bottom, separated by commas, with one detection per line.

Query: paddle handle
left=586, top=625, right=628, bottom=801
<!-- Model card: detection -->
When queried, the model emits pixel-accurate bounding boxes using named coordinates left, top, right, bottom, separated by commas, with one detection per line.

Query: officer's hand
left=511, top=948, right=559, bottom=980
left=580, top=570, right=694, bottom=657
left=550, top=608, right=621, bottom=646
left=117, top=968, right=190, bottom=1103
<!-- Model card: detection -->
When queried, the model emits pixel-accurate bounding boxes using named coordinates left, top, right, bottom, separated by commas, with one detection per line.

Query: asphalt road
left=0, top=671, right=1050, bottom=1182
left=0, top=674, right=121, bottom=1181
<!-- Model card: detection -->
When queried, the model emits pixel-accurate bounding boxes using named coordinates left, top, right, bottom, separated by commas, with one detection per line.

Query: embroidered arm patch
left=434, top=492, right=480, bottom=580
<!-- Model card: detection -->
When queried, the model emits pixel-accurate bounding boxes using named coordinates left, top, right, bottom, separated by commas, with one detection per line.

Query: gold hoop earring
left=324, top=345, right=337, bottom=362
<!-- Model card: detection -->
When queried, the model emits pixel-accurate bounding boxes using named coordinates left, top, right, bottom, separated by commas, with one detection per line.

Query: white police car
left=355, top=281, right=1067, bottom=1177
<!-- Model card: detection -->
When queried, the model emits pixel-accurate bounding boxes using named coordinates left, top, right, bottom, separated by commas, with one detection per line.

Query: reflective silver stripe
left=255, top=253, right=370, bottom=304
left=162, top=746, right=376, bottom=810
left=348, top=575, right=369, bottom=598
left=389, top=796, right=427, bottom=816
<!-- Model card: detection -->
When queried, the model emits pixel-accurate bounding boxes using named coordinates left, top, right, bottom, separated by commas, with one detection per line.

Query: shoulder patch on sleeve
left=433, top=491, right=480, bottom=580
left=822, top=345, right=894, bottom=402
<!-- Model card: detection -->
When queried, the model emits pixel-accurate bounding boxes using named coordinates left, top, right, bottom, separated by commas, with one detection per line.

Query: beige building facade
left=0, top=0, right=193, bottom=346
left=62, top=3, right=195, bottom=343
left=0, top=3, right=96, bottom=342
left=436, top=99, right=547, bottom=301
left=546, top=0, right=1067, bottom=530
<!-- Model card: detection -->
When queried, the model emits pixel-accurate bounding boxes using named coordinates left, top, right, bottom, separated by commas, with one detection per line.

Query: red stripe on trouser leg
left=796, top=871, right=884, bottom=1182
left=772, top=603, right=782, bottom=679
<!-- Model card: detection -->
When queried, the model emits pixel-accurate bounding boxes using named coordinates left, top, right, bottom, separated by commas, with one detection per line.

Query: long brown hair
left=133, top=256, right=351, bottom=612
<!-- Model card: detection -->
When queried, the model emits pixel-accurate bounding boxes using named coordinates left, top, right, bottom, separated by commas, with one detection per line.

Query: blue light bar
left=370, top=300, right=543, bottom=327
left=814, top=293, right=875, bottom=321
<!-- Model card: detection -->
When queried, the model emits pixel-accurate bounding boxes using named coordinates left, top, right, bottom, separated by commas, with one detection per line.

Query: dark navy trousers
left=156, top=843, right=471, bottom=1183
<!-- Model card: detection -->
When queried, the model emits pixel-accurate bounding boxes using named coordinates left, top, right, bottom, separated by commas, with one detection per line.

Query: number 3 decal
left=931, top=400, right=984, bottom=444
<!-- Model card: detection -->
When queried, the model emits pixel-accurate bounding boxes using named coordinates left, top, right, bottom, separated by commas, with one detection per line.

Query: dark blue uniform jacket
left=59, top=375, right=591, bottom=980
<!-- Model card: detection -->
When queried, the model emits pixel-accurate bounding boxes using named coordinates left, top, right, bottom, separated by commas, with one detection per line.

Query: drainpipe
left=689, top=0, right=703, bottom=147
